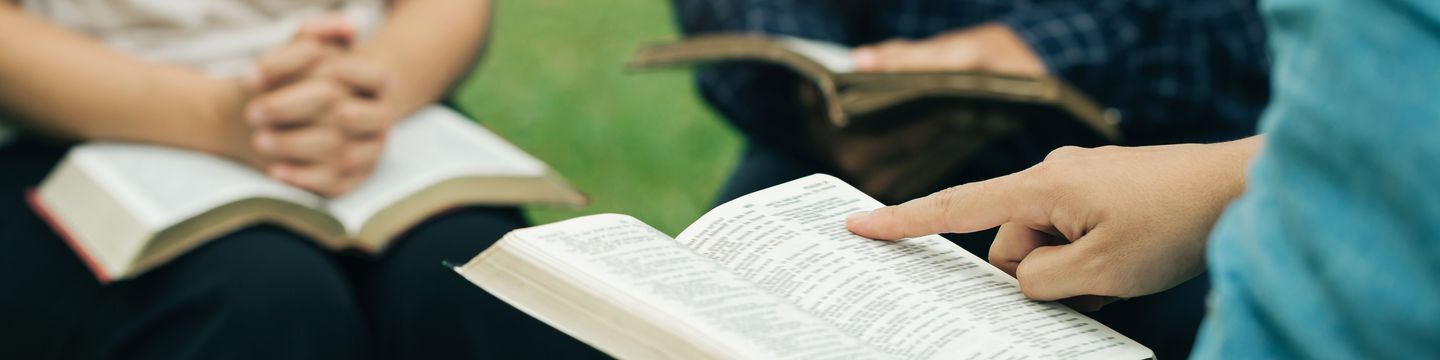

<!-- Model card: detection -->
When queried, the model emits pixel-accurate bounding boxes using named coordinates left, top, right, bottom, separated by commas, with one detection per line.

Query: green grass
left=453, top=0, right=739, bottom=235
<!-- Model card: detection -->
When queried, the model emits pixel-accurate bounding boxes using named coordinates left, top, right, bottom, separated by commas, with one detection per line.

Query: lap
left=353, top=207, right=605, bottom=359
left=0, top=141, right=590, bottom=358
left=0, top=207, right=368, bottom=359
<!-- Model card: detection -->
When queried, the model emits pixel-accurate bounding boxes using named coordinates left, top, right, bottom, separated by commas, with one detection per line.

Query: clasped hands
left=241, top=16, right=398, bottom=197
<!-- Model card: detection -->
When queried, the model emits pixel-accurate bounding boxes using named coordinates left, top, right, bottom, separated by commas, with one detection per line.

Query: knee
left=108, top=225, right=368, bottom=358
left=390, top=207, right=525, bottom=263
left=146, top=225, right=363, bottom=327
left=373, top=207, right=524, bottom=306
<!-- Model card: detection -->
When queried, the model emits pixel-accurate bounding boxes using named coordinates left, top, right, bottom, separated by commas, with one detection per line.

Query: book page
left=326, top=106, right=547, bottom=233
left=676, top=174, right=1151, bottom=359
left=779, top=36, right=855, bottom=73
left=509, top=214, right=889, bottom=359
left=71, top=143, right=321, bottom=229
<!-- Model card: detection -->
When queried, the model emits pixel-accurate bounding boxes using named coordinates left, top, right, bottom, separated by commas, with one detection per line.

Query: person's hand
left=846, top=139, right=1260, bottom=311
left=852, top=22, right=1045, bottom=75
left=242, top=16, right=398, bottom=197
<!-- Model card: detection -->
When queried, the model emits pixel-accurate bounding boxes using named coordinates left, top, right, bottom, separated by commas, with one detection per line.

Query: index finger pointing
left=846, top=172, right=1033, bottom=240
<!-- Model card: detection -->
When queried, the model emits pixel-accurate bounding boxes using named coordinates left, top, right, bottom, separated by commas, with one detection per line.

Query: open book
left=31, top=106, right=585, bottom=283
left=454, top=174, right=1152, bottom=359
left=628, top=34, right=1120, bottom=203
left=628, top=33, right=1118, bottom=138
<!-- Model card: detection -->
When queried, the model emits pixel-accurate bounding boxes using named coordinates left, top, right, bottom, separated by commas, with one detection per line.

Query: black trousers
left=0, top=140, right=603, bottom=359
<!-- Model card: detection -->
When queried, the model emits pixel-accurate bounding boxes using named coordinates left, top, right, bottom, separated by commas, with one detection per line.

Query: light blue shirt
left=1194, top=0, right=1440, bottom=358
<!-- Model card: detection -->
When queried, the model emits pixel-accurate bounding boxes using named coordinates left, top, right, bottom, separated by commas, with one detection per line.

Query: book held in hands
left=629, top=34, right=1121, bottom=204
left=454, top=174, right=1153, bottom=359
left=31, top=106, right=584, bottom=283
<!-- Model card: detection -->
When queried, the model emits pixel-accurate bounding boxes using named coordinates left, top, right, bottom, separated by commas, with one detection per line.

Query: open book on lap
left=627, top=33, right=1117, bottom=138
left=455, top=174, right=1153, bottom=359
left=628, top=34, right=1120, bottom=204
left=31, top=106, right=585, bottom=283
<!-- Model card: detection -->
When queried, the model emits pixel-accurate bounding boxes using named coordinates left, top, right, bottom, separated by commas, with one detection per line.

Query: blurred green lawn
left=453, top=0, right=739, bottom=235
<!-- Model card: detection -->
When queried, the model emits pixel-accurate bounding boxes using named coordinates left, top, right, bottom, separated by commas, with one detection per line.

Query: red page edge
left=27, top=188, right=113, bottom=285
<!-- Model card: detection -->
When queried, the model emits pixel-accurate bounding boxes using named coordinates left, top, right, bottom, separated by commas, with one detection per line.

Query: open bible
left=629, top=33, right=1117, bottom=134
left=629, top=34, right=1120, bottom=204
left=31, top=106, right=585, bottom=283
left=455, top=174, right=1152, bottom=359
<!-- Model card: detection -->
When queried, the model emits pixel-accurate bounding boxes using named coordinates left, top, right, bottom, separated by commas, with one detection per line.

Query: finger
left=341, top=135, right=386, bottom=175
left=268, top=162, right=345, bottom=197
left=252, top=127, right=343, bottom=164
left=847, top=172, right=1038, bottom=240
left=331, top=100, right=391, bottom=137
left=1011, top=243, right=1096, bottom=301
left=852, top=40, right=914, bottom=72
left=246, top=40, right=326, bottom=92
left=327, top=173, right=365, bottom=198
left=247, top=79, right=344, bottom=128
left=852, top=47, right=881, bottom=72
left=989, top=223, right=1063, bottom=277
left=328, top=57, right=389, bottom=97
left=326, top=140, right=384, bottom=196
left=293, top=14, right=356, bottom=46
left=855, top=40, right=946, bottom=72
left=854, top=37, right=983, bottom=73
left=1011, top=226, right=1125, bottom=302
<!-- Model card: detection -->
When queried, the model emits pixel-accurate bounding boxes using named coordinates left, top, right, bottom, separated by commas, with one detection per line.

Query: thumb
left=853, top=37, right=982, bottom=73
left=852, top=41, right=917, bottom=72
left=1011, top=227, right=1117, bottom=302
left=847, top=173, right=1033, bottom=240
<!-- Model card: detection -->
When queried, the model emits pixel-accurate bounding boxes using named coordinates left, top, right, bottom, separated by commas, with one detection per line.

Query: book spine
left=26, top=188, right=113, bottom=284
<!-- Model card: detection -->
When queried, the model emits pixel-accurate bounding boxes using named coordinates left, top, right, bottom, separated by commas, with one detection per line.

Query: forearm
left=0, top=5, right=252, bottom=161
left=357, top=0, right=490, bottom=115
left=1218, top=135, right=1264, bottom=199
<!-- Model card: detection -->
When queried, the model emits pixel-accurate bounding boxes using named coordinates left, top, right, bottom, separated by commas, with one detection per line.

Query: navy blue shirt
left=673, top=0, right=1270, bottom=145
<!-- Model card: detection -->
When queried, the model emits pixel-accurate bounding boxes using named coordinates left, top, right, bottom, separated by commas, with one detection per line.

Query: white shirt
left=2, top=0, right=387, bottom=145
left=22, top=0, right=385, bottom=75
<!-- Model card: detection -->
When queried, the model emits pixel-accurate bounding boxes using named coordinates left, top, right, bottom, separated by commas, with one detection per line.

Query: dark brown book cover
left=629, top=33, right=1121, bottom=202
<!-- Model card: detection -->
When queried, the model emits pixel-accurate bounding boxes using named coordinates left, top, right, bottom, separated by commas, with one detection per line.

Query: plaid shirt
left=673, top=0, right=1271, bottom=146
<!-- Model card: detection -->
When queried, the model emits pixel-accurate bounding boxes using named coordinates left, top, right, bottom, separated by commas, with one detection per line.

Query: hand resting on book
left=852, top=22, right=1046, bottom=76
left=243, top=16, right=402, bottom=197
left=848, top=138, right=1260, bottom=311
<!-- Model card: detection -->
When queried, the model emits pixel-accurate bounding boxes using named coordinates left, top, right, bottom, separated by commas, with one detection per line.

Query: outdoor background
left=453, top=0, right=740, bottom=235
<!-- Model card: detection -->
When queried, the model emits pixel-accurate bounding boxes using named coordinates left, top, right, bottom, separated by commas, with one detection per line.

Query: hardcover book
left=630, top=34, right=1121, bottom=203
left=455, top=174, right=1152, bottom=359
left=32, top=106, right=585, bottom=282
